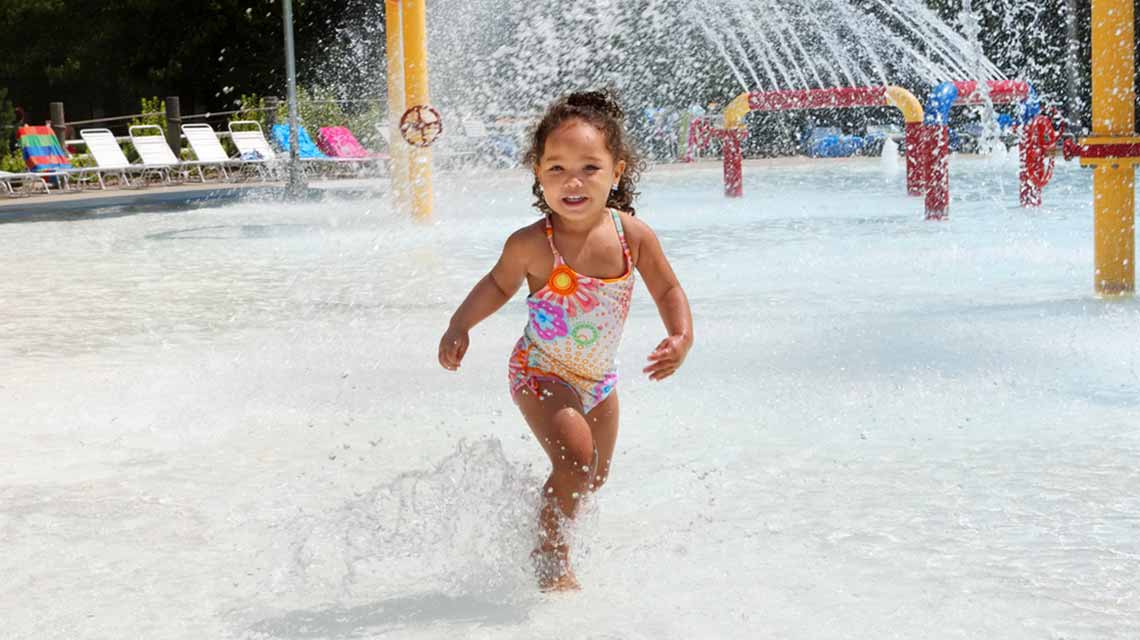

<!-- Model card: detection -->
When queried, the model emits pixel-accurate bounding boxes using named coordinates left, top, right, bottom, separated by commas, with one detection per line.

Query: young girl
left=438, top=91, right=693, bottom=591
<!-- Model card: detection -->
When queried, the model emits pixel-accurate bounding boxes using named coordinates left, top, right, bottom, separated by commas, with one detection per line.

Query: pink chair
left=317, top=126, right=388, bottom=160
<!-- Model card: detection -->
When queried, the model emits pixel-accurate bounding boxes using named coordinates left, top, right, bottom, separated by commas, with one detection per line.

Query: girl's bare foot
left=531, top=545, right=580, bottom=592
left=540, top=570, right=580, bottom=592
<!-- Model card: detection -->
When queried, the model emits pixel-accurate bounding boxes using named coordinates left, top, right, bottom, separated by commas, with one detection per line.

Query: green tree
left=0, top=0, right=359, bottom=125
left=0, top=86, right=20, bottom=170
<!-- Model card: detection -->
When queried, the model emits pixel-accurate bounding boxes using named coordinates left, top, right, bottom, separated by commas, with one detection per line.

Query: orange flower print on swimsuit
left=548, top=264, right=577, bottom=296
left=537, top=266, right=601, bottom=318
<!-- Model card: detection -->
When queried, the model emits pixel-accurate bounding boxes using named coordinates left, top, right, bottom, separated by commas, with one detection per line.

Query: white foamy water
left=2, top=158, right=1138, bottom=639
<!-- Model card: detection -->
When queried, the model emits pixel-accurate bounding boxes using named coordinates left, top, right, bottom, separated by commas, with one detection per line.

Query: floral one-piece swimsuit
left=509, top=209, right=635, bottom=414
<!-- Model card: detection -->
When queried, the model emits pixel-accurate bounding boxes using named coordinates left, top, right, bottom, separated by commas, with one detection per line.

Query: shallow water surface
left=1, top=157, right=1138, bottom=639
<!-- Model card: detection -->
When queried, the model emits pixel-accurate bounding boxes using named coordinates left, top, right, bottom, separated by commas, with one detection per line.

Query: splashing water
left=262, top=438, right=549, bottom=605
left=428, top=0, right=1005, bottom=115
left=879, top=136, right=900, bottom=175
left=959, top=0, right=1004, bottom=155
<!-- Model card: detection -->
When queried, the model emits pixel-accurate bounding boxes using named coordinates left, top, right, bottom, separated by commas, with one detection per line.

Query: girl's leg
left=515, top=381, right=596, bottom=590
left=585, top=390, right=619, bottom=491
left=515, top=383, right=621, bottom=590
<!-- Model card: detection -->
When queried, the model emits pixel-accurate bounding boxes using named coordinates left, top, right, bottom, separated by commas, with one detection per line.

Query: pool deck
left=0, top=178, right=389, bottom=220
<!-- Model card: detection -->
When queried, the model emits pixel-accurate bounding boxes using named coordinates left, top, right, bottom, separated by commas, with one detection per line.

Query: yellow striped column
left=1089, top=0, right=1135, bottom=295
left=402, top=0, right=433, bottom=221
left=385, top=0, right=412, bottom=218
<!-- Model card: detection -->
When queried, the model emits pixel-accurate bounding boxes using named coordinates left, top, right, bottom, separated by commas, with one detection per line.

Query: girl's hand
left=438, top=326, right=470, bottom=371
left=643, top=334, right=690, bottom=381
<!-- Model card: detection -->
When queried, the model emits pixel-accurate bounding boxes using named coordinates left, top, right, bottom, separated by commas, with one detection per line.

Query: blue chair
left=270, top=123, right=329, bottom=159
left=807, top=134, right=866, bottom=158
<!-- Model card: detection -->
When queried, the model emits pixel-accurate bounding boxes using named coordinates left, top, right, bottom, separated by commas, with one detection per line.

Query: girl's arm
left=629, top=217, right=693, bottom=381
left=438, top=230, right=532, bottom=371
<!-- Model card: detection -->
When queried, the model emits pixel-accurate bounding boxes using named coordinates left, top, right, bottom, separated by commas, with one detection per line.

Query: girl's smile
left=561, top=195, right=589, bottom=208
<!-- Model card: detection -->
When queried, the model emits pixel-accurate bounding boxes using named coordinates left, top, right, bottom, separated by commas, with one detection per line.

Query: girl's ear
left=613, top=159, right=626, bottom=184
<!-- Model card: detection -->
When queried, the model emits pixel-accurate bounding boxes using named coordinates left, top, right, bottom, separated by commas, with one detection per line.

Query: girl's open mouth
left=562, top=196, right=588, bottom=206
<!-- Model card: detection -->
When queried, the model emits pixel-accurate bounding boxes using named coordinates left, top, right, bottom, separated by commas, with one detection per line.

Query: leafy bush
left=125, top=97, right=167, bottom=162
left=1, top=149, right=25, bottom=172
left=235, top=94, right=268, bottom=128
left=129, top=96, right=166, bottom=133
left=275, top=86, right=349, bottom=129
left=345, top=100, right=388, bottom=152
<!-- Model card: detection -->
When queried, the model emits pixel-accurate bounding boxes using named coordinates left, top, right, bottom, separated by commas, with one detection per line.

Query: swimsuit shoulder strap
left=543, top=215, right=564, bottom=265
left=609, top=209, right=633, bottom=264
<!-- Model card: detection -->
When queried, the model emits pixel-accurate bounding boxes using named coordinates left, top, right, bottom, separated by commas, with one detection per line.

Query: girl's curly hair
left=522, top=90, right=645, bottom=216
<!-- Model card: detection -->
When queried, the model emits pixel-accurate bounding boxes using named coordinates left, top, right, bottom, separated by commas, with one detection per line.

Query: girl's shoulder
left=506, top=218, right=548, bottom=249
left=502, top=218, right=550, bottom=263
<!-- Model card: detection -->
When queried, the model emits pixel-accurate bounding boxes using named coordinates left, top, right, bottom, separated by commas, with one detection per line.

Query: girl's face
left=535, top=119, right=625, bottom=222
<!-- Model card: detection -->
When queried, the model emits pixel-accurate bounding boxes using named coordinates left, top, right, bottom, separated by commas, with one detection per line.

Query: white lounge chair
left=181, top=123, right=245, bottom=181
left=128, top=124, right=193, bottom=183
left=0, top=170, right=52, bottom=195
left=79, top=128, right=153, bottom=189
left=227, top=120, right=278, bottom=180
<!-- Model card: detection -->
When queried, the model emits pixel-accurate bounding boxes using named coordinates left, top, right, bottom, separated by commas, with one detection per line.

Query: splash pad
left=4, top=160, right=1139, bottom=637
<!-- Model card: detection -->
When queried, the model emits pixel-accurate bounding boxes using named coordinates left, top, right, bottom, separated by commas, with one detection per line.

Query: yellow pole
left=385, top=0, right=412, bottom=218
left=402, top=0, right=433, bottom=221
left=1090, top=0, right=1135, bottom=295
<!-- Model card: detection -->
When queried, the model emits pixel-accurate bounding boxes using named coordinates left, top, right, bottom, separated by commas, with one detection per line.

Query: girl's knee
left=547, top=434, right=595, bottom=476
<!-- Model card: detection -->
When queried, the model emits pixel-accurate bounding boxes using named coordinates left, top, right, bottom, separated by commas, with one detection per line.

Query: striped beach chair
left=17, top=125, right=91, bottom=190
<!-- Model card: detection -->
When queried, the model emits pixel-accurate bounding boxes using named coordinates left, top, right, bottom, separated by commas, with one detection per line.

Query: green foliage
left=129, top=96, right=166, bottom=133
left=123, top=96, right=166, bottom=162
left=235, top=94, right=267, bottom=128
left=69, top=154, right=94, bottom=168
left=345, top=100, right=388, bottom=152
left=275, top=86, right=350, bottom=129
left=0, top=0, right=355, bottom=124
left=1, top=149, right=25, bottom=172
left=0, top=86, right=24, bottom=172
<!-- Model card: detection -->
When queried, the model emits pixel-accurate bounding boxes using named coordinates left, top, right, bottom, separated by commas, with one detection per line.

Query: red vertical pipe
left=723, top=131, right=743, bottom=198
left=905, top=121, right=926, bottom=195
left=925, top=125, right=950, bottom=220
left=1018, top=126, right=1042, bottom=207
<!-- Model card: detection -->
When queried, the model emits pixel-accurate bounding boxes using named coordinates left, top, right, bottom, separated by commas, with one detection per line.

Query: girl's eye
left=584, top=165, right=600, bottom=172
left=548, top=165, right=563, bottom=172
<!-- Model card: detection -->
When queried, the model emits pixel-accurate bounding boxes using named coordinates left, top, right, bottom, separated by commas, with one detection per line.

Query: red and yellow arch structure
left=719, top=86, right=924, bottom=197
